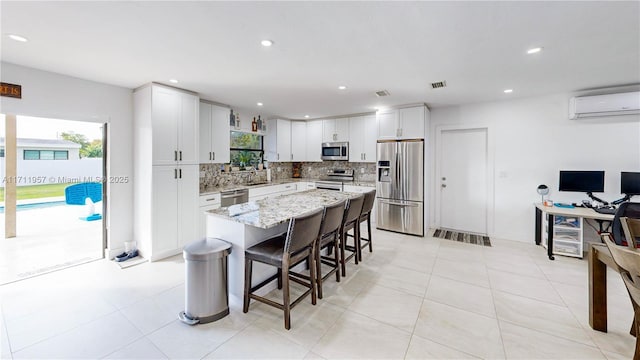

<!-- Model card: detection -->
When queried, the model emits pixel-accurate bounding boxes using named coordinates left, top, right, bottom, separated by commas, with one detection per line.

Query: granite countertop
left=201, top=178, right=375, bottom=195
left=206, top=189, right=361, bottom=229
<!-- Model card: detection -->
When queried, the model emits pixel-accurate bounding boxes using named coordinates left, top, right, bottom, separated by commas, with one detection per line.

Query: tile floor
left=0, top=204, right=103, bottom=284
left=0, top=228, right=636, bottom=359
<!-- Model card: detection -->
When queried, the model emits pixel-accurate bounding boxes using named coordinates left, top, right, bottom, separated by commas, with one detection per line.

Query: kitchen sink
left=246, top=181, right=268, bottom=186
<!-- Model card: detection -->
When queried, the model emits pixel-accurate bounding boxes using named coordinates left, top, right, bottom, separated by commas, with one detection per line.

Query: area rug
left=432, top=228, right=492, bottom=247
left=114, top=256, right=147, bottom=269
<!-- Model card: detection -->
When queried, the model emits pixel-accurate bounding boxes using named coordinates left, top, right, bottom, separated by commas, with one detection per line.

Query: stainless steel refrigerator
left=376, top=139, right=424, bottom=236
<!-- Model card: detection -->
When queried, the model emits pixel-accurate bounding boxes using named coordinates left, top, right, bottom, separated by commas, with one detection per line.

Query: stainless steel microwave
left=321, top=142, right=349, bottom=161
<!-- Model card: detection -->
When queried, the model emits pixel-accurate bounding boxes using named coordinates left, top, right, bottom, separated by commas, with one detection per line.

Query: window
left=230, top=131, right=263, bottom=167
left=24, top=150, right=39, bottom=160
left=0, top=148, right=4, bottom=157
left=23, top=150, right=69, bottom=160
left=54, top=151, right=68, bottom=160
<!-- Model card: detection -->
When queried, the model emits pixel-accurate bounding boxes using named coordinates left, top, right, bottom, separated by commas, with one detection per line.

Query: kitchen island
left=205, top=189, right=360, bottom=304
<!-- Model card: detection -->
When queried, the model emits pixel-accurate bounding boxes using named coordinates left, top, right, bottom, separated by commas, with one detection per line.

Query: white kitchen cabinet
left=265, top=119, right=292, bottom=162
left=151, top=85, right=199, bottom=165
left=322, top=118, right=349, bottom=142
left=198, top=193, right=221, bottom=240
left=249, top=183, right=298, bottom=201
left=199, top=102, right=230, bottom=164
left=133, top=83, right=200, bottom=261
left=151, top=165, right=199, bottom=260
left=376, top=105, right=427, bottom=140
left=305, top=120, right=323, bottom=162
left=349, top=115, right=377, bottom=163
left=291, top=121, right=307, bottom=161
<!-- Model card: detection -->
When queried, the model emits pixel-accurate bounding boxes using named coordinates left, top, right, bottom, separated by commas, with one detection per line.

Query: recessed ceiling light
left=338, top=85, right=347, bottom=90
left=527, top=47, right=542, bottom=54
left=304, top=115, right=310, bottom=118
left=261, top=40, right=273, bottom=47
left=169, top=79, right=179, bottom=84
left=257, top=102, right=263, bottom=106
left=8, top=34, right=28, bottom=42
left=504, top=89, right=513, bottom=93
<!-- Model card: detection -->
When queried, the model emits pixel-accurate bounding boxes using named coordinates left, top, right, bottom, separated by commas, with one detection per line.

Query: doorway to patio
left=0, top=114, right=106, bottom=284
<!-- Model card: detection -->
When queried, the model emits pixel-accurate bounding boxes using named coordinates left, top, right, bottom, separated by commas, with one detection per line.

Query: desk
left=534, top=204, right=614, bottom=260
left=588, top=243, right=618, bottom=332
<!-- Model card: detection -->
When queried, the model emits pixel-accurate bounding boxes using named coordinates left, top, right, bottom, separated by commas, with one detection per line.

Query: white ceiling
left=1, top=1, right=639, bottom=119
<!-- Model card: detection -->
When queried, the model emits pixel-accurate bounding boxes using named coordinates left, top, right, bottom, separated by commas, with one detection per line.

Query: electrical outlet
left=360, top=168, right=365, bottom=174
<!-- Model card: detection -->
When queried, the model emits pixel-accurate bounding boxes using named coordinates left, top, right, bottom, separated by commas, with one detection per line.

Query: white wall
left=0, top=62, right=133, bottom=256
left=430, top=93, right=640, bottom=243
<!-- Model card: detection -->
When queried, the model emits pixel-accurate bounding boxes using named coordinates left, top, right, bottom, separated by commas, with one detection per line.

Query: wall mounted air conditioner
left=569, top=91, right=640, bottom=119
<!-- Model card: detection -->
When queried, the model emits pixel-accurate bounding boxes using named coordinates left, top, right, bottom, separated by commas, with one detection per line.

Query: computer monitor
left=559, top=170, right=605, bottom=193
left=621, top=172, right=640, bottom=195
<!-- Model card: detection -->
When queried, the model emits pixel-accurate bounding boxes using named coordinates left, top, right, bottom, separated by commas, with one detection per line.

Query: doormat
left=432, top=229, right=491, bottom=247
left=114, top=256, right=147, bottom=269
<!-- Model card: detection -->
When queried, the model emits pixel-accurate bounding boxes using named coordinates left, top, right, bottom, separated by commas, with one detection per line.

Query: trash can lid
left=183, top=238, right=232, bottom=261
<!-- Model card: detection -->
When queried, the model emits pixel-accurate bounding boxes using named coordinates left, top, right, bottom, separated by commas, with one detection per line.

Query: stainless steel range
left=315, top=169, right=354, bottom=191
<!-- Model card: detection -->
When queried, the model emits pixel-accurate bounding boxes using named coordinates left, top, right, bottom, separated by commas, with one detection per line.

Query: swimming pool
left=0, top=201, right=67, bottom=213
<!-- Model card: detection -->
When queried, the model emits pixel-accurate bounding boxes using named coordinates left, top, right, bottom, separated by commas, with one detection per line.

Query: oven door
left=321, top=142, right=348, bottom=161
left=315, top=181, right=343, bottom=191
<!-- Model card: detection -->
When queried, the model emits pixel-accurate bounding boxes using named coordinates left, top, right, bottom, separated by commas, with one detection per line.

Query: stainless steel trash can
left=178, top=238, right=232, bottom=325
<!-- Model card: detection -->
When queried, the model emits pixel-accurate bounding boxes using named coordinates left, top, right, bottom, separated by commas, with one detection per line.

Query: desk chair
left=243, top=208, right=323, bottom=330
left=603, top=239, right=640, bottom=360
left=609, top=202, right=640, bottom=248
left=622, top=217, right=640, bottom=250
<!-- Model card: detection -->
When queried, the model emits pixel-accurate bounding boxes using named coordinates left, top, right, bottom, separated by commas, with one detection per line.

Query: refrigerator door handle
left=379, top=200, right=420, bottom=207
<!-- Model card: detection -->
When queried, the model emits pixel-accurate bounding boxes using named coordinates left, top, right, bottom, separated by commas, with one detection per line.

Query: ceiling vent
left=431, top=81, right=447, bottom=89
left=375, top=90, right=390, bottom=97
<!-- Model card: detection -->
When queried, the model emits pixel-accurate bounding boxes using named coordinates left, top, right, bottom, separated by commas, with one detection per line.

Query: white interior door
left=440, top=128, right=488, bottom=234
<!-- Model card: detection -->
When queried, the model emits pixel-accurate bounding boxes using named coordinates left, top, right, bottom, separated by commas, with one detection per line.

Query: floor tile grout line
left=0, top=303, right=14, bottom=358
left=8, top=307, right=121, bottom=356
left=496, top=316, right=600, bottom=349
left=485, top=251, right=508, bottom=358
left=408, top=330, right=483, bottom=359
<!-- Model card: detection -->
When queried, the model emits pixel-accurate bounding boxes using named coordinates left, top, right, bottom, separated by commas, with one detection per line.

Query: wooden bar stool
left=243, top=208, right=323, bottom=330
left=315, top=200, right=347, bottom=299
left=339, top=194, right=365, bottom=277
left=356, top=190, right=376, bottom=262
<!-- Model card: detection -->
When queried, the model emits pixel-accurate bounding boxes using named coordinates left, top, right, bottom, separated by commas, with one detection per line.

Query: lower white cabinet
left=249, top=183, right=298, bottom=201
left=198, top=193, right=221, bottom=240
left=149, top=165, right=199, bottom=260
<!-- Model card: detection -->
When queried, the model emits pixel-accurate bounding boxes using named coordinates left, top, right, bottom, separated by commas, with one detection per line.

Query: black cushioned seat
left=245, top=234, right=286, bottom=267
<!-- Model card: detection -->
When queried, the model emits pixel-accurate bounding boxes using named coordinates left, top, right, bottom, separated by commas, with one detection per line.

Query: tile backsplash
left=200, top=161, right=375, bottom=191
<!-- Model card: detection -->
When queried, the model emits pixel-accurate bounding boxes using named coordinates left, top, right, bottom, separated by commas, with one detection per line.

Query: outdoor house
left=0, top=137, right=101, bottom=185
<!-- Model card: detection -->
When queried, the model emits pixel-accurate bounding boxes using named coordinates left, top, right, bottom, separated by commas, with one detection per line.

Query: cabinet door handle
left=212, top=152, right=215, bottom=161
left=174, top=169, right=177, bottom=179
left=179, top=151, right=182, bottom=161
left=209, top=152, right=212, bottom=160
left=174, top=150, right=178, bottom=161
left=179, top=169, right=182, bottom=179
left=363, top=153, right=366, bottom=160
left=291, top=153, right=293, bottom=160
left=277, top=153, right=280, bottom=160
left=205, top=197, right=218, bottom=202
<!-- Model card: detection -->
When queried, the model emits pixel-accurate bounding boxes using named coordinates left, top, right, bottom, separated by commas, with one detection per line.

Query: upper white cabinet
left=150, top=85, right=199, bottom=165
left=265, top=119, right=292, bottom=162
left=305, top=120, right=323, bottom=162
left=291, top=121, right=307, bottom=161
left=348, top=115, right=377, bottom=163
left=199, top=102, right=230, bottom=164
left=377, top=105, right=427, bottom=140
left=322, top=118, right=349, bottom=142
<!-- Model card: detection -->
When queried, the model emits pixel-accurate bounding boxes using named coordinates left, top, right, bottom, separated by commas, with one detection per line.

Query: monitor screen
left=559, top=171, right=605, bottom=193
left=621, top=172, right=640, bottom=195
